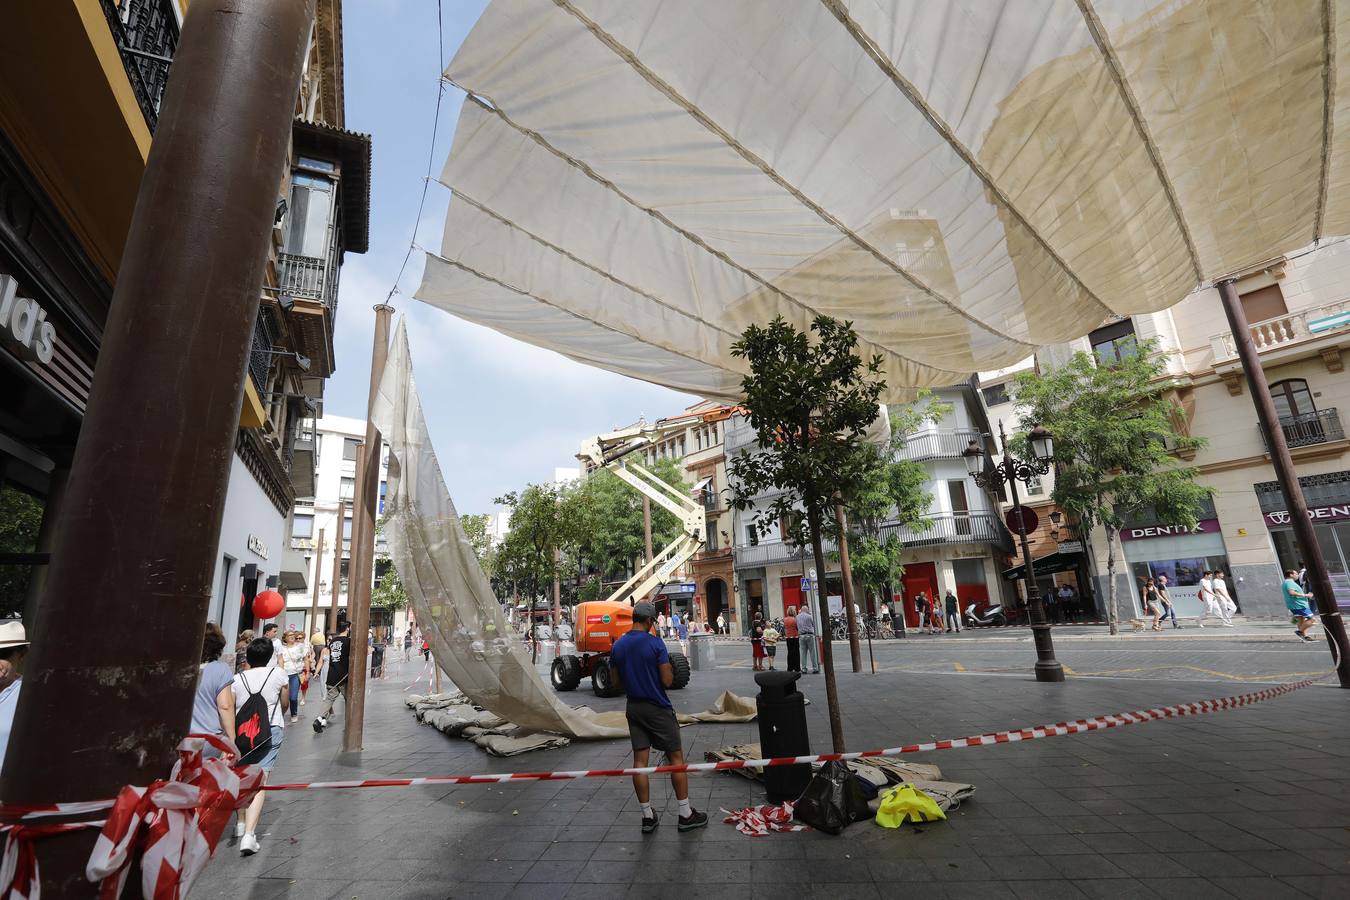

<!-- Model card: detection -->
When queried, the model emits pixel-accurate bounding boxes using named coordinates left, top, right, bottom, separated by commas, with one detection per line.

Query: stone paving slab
left=193, top=649, right=1350, bottom=899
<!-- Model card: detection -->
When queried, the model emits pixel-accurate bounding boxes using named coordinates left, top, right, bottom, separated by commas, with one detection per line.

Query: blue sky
left=327, top=0, right=696, bottom=514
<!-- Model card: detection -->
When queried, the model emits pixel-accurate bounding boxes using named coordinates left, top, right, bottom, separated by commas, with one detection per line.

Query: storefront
left=1120, top=515, right=1238, bottom=618
left=1267, top=502, right=1350, bottom=610
left=0, top=136, right=108, bottom=625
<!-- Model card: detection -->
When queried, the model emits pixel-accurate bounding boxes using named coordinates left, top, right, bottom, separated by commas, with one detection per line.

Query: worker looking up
left=609, top=601, right=708, bottom=834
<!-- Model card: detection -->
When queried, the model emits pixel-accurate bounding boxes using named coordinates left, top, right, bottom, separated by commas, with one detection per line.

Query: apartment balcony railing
left=897, top=428, right=982, bottom=462
left=1261, top=409, right=1345, bottom=450
left=724, top=420, right=760, bottom=455
left=278, top=241, right=341, bottom=311
left=247, top=308, right=279, bottom=394
left=880, top=511, right=1014, bottom=553
left=734, top=538, right=833, bottom=570
left=1210, top=300, right=1350, bottom=362
left=100, top=0, right=180, bottom=130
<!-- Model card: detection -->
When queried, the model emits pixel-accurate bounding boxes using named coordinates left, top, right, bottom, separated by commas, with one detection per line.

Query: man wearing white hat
left=0, top=620, right=30, bottom=766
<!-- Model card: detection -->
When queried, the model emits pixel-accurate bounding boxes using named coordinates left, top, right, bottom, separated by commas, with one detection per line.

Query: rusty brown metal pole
left=1218, top=279, right=1350, bottom=687
left=834, top=498, right=862, bottom=673
left=330, top=498, right=347, bottom=634
left=0, top=0, right=315, bottom=890
left=343, top=303, right=394, bottom=751
left=308, top=527, right=325, bottom=636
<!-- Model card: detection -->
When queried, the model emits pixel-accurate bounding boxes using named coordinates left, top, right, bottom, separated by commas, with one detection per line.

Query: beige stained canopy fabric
left=418, top=0, right=1349, bottom=401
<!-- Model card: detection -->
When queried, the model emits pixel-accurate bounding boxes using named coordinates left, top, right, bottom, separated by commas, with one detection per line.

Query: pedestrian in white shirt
left=0, top=621, right=30, bottom=767
left=1212, top=572, right=1237, bottom=625
left=232, top=638, right=289, bottom=855
left=1197, top=571, right=1228, bottom=626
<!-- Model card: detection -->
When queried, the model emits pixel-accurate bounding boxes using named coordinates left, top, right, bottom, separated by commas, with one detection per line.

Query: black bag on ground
left=793, top=760, right=872, bottom=835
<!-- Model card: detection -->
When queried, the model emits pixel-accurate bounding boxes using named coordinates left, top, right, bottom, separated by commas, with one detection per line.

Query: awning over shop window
left=1003, top=548, right=1085, bottom=582
left=419, top=0, right=1350, bottom=401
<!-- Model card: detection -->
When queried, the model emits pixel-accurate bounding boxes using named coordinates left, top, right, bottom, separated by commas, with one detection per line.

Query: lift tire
left=591, top=660, right=622, bottom=698
left=668, top=651, right=691, bottom=690
left=551, top=655, right=582, bottom=692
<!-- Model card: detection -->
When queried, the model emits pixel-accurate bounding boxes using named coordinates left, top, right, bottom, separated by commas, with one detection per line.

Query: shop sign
left=1264, top=504, right=1350, bottom=527
left=1120, top=518, right=1220, bottom=541
left=658, top=582, right=696, bottom=595
left=247, top=534, right=269, bottom=559
left=0, top=274, right=56, bottom=365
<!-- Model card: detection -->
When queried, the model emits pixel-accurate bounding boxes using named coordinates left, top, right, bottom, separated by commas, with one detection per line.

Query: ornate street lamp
left=962, top=422, right=1066, bottom=683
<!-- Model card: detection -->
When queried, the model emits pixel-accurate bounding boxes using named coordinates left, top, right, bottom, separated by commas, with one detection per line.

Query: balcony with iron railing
left=247, top=308, right=279, bottom=394
left=1210, top=299, right=1350, bottom=363
left=1259, top=409, right=1345, bottom=451
left=897, top=428, right=982, bottom=462
left=880, top=511, right=1014, bottom=552
left=724, top=418, right=760, bottom=455
left=99, top=0, right=180, bottom=130
left=734, top=537, right=834, bottom=570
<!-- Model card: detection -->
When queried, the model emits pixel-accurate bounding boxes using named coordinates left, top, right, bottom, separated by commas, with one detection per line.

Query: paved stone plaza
left=194, top=628, right=1350, bottom=899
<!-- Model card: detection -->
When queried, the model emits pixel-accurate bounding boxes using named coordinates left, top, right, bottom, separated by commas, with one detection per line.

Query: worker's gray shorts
left=626, top=699, right=682, bottom=754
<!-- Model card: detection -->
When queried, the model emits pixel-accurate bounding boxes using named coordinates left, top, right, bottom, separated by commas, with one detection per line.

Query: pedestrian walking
left=1156, top=581, right=1179, bottom=629
left=943, top=590, right=961, bottom=633
left=0, top=621, right=30, bottom=765
left=749, top=614, right=766, bottom=671
left=279, top=630, right=308, bottom=723
left=1057, top=584, right=1075, bottom=621
left=1142, top=578, right=1163, bottom=630
left=312, top=619, right=352, bottom=734
left=657, top=611, right=669, bottom=639
left=193, top=623, right=235, bottom=752
left=262, top=623, right=283, bottom=666
left=232, top=638, right=288, bottom=855
left=797, top=605, right=820, bottom=674
left=762, top=621, right=780, bottom=670
left=716, top=613, right=726, bottom=635
left=1155, top=574, right=1178, bottom=628
left=783, top=606, right=801, bottom=672
left=1196, top=571, right=1224, bottom=627
left=914, top=593, right=929, bottom=633
left=403, top=628, right=413, bottom=662
left=234, top=629, right=255, bottom=673
left=608, top=601, right=707, bottom=833
left=1213, top=571, right=1238, bottom=621
left=676, top=613, right=689, bottom=656
left=1282, top=569, right=1319, bottom=642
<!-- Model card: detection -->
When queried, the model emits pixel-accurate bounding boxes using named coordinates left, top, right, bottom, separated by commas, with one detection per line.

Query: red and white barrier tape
left=721, top=801, right=807, bottom=836
left=260, top=674, right=1323, bottom=792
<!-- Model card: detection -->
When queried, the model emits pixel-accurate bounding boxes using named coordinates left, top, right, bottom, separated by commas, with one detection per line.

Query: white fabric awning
left=419, top=0, right=1348, bottom=401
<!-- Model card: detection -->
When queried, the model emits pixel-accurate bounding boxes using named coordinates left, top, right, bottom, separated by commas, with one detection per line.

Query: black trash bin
left=754, top=670, right=811, bottom=803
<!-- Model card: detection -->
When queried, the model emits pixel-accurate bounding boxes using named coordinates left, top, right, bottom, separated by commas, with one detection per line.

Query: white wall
left=210, top=454, right=288, bottom=640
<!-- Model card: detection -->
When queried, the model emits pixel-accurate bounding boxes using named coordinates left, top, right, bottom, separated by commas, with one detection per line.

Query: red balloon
left=253, top=589, right=285, bottom=620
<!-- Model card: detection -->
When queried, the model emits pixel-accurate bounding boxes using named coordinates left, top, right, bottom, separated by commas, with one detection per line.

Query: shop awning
left=1003, top=548, right=1085, bottom=582
left=418, top=0, right=1350, bottom=401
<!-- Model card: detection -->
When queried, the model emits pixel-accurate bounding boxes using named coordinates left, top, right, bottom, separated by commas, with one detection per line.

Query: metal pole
left=1217, top=280, right=1350, bottom=687
left=0, top=1, right=315, bottom=890
left=331, top=498, right=348, bottom=634
left=1001, top=424, right=1065, bottom=683
left=834, top=499, right=862, bottom=672
left=344, top=303, right=395, bottom=751
left=309, top=527, right=325, bottom=636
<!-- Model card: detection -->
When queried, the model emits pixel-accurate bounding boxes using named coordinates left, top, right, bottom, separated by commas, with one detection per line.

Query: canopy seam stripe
left=550, top=0, right=1038, bottom=351
left=445, top=94, right=967, bottom=383
left=1315, top=0, right=1336, bottom=242
left=824, top=0, right=1116, bottom=319
left=423, top=252, right=745, bottom=379
left=1073, top=0, right=1204, bottom=283
left=445, top=185, right=967, bottom=382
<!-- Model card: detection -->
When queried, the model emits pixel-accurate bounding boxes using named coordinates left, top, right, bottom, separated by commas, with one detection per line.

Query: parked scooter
left=964, top=602, right=1007, bottom=628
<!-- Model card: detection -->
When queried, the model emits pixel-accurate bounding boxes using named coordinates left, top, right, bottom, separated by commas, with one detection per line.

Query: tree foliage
left=1012, top=339, right=1211, bottom=633
left=727, top=315, right=886, bottom=752
left=0, top=486, right=42, bottom=622
left=493, top=482, right=586, bottom=605
left=371, top=559, right=408, bottom=612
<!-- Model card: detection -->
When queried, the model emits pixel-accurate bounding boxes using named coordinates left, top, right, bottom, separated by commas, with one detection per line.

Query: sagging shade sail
left=418, top=0, right=1349, bottom=401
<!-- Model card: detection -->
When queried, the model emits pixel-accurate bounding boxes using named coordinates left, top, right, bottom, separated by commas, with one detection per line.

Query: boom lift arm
left=578, top=414, right=708, bottom=607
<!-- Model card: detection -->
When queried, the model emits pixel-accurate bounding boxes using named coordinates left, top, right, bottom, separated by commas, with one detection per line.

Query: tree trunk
left=809, top=505, right=847, bottom=752
left=1106, top=526, right=1119, bottom=636
left=834, top=499, right=862, bottom=672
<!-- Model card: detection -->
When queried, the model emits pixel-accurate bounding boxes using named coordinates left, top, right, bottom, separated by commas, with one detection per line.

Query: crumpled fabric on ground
left=876, top=784, right=947, bottom=828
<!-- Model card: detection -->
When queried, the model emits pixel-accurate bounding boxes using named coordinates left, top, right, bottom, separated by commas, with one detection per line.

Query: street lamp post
left=963, top=423, right=1066, bottom=683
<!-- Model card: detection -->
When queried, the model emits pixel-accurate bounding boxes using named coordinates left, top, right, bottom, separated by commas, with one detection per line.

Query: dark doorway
left=705, top=577, right=727, bottom=628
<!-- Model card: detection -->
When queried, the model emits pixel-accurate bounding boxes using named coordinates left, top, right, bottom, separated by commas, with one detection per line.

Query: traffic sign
left=1005, top=507, right=1039, bottom=535
left=800, top=577, right=812, bottom=592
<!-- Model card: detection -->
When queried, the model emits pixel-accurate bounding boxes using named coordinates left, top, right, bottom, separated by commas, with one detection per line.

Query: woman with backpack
left=232, top=638, right=289, bottom=856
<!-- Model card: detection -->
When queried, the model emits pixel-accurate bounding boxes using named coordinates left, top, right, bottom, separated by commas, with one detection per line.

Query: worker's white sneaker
left=239, top=833, right=260, bottom=856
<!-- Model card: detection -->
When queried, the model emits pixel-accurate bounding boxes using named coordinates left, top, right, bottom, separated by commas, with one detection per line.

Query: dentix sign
left=0, top=273, right=56, bottom=366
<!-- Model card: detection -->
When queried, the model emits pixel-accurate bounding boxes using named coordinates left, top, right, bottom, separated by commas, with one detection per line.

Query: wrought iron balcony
left=278, top=244, right=340, bottom=311
left=1210, top=299, right=1350, bottom=362
left=100, top=0, right=180, bottom=130
left=733, top=538, right=832, bottom=570
left=896, top=428, right=982, bottom=462
left=880, top=511, right=1014, bottom=553
left=724, top=419, right=760, bottom=455
left=247, top=309, right=279, bottom=394
left=1263, top=408, right=1345, bottom=450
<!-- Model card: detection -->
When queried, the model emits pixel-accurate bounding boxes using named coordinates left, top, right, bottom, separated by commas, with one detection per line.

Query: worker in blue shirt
left=609, top=601, right=707, bottom=834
